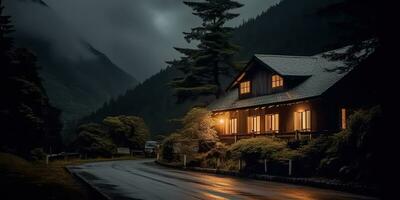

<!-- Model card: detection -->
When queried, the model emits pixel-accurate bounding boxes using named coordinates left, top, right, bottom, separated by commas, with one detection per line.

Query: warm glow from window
left=229, top=118, right=238, bottom=134
left=294, top=110, right=311, bottom=131
left=341, top=108, right=347, bottom=129
left=247, top=115, right=260, bottom=133
left=240, top=81, right=251, bottom=94
left=219, top=118, right=225, bottom=124
left=272, top=75, right=283, bottom=88
left=266, top=114, right=279, bottom=133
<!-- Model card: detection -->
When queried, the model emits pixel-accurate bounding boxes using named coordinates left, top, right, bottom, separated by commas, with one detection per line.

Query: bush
left=296, top=106, right=382, bottom=183
left=228, top=137, right=297, bottom=172
left=319, top=106, right=382, bottom=182
left=30, top=148, right=46, bottom=161
left=160, top=133, right=180, bottom=162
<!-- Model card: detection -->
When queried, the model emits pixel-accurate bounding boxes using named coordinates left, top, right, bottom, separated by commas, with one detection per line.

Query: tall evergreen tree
left=0, top=0, right=63, bottom=156
left=169, top=0, right=243, bottom=102
left=0, top=0, right=13, bottom=77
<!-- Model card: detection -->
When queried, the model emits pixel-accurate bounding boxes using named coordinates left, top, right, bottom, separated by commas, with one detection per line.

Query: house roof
left=209, top=47, right=354, bottom=112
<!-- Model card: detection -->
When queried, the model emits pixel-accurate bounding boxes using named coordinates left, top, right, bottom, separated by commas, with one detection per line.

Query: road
left=68, top=159, right=378, bottom=200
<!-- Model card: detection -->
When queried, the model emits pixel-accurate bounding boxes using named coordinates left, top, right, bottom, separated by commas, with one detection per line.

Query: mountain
left=84, top=0, right=376, bottom=137
left=4, top=0, right=138, bottom=122
left=233, top=0, right=374, bottom=59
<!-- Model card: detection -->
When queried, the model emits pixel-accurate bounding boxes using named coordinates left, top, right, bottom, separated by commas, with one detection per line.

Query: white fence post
left=183, top=154, right=187, bottom=169
left=288, top=159, right=292, bottom=176
left=46, top=155, right=49, bottom=165
left=156, top=152, right=160, bottom=161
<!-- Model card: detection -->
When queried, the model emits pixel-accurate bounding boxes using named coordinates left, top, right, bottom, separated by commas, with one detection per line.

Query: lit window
left=265, top=114, right=279, bottom=133
left=272, top=75, right=283, bottom=88
left=294, top=110, right=311, bottom=131
left=247, top=115, right=260, bottom=133
left=230, top=118, right=238, bottom=134
left=240, top=81, right=251, bottom=94
left=341, top=108, right=347, bottom=129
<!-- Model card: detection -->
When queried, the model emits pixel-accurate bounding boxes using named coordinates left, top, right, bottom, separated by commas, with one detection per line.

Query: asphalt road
left=68, top=159, right=378, bottom=200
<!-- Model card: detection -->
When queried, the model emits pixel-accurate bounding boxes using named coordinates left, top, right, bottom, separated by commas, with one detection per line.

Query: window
left=272, top=75, right=283, bottom=88
left=240, top=81, right=251, bottom=94
left=229, top=118, right=238, bottom=134
left=294, top=110, right=311, bottom=131
left=341, top=108, right=347, bottom=129
left=265, top=114, right=279, bottom=133
left=247, top=116, right=260, bottom=133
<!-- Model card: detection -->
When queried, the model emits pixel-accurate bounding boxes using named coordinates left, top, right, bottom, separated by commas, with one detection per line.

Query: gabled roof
left=209, top=47, right=355, bottom=112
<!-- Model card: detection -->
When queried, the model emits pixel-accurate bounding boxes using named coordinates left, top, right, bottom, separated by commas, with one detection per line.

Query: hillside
left=82, top=0, right=375, bottom=137
left=4, top=0, right=138, bottom=121
left=233, top=0, right=374, bottom=59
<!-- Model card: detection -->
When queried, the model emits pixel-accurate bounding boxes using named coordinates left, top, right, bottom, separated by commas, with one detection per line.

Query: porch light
left=219, top=118, right=225, bottom=124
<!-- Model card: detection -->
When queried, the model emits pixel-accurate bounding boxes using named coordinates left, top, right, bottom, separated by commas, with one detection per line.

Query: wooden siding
left=214, top=98, right=342, bottom=137
left=238, top=63, right=287, bottom=99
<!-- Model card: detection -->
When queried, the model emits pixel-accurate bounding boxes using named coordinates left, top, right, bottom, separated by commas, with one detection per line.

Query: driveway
left=67, top=159, right=378, bottom=200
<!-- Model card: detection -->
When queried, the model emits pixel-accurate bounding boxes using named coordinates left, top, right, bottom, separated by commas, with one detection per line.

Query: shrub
left=228, top=137, right=296, bottom=172
left=296, top=106, right=382, bottom=182
left=30, top=148, right=46, bottom=161
left=160, top=133, right=180, bottom=162
left=319, top=106, right=382, bottom=182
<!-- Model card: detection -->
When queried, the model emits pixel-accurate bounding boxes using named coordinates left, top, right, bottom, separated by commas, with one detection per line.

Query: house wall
left=214, top=98, right=342, bottom=136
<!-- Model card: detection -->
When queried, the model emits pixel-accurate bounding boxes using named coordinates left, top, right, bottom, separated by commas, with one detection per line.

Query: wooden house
left=209, top=46, right=375, bottom=143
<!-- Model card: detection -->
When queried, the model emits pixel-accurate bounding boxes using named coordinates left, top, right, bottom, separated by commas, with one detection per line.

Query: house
left=209, top=46, right=375, bottom=144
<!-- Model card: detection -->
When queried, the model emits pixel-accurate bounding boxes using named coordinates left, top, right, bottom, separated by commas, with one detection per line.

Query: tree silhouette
left=169, top=0, right=243, bottom=102
left=0, top=0, right=63, bottom=156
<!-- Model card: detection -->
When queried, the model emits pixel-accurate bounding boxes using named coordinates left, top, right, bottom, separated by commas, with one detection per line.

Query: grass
left=0, top=152, right=137, bottom=200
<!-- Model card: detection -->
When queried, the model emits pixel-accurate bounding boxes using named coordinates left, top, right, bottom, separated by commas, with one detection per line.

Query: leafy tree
left=169, top=0, right=243, bottom=102
left=103, top=115, right=149, bottom=149
left=0, top=1, right=63, bottom=156
left=74, top=123, right=116, bottom=157
left=160, top=108, right=218, bottom=161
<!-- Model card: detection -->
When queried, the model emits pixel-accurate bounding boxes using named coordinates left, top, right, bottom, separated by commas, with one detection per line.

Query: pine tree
left=169, top=0, right=243, bottom=102
left=0, top=0, right=63, bottom=156
left=0, top=0, right=14, bottom=77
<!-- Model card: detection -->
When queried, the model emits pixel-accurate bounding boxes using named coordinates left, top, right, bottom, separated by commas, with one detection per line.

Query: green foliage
left=160, top=108, right=218, bottom=161
left=103, top=116, right=149, bottom=149
left=297, top=106, right=382, bottom=183
left=180, top=107, right=218, bottom=141
left=319, top=106, right=382, bottom=182
left=169, top=0, right=243, bottom=101
left=30, top=148, right=47, bottom=161
left=0, top=3, right=63, bottom=156
left=160, top=133, right=181, bottom=162
left=74, top=123, right=116, bottom=157
left=228, top=137, right=295, bottom=164
left=75, top=115, right=149, bottom=157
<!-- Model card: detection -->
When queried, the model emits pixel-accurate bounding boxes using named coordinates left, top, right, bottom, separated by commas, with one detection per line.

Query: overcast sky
left=26, top=0, right=281, bottom=81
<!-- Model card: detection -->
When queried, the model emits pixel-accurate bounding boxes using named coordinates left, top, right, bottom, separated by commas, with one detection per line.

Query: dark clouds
left=12, top=0, right=281, bottom=81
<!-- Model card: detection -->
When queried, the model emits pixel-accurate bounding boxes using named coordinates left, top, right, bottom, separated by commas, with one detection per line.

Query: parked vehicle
left=144, top=141, right=159, bottom=157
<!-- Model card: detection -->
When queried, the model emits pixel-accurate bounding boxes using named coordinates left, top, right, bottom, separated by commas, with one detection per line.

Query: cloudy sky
left=17, top=0, right=281, bottom=81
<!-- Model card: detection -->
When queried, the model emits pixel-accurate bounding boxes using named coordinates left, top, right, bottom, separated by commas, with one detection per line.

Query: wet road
left=68, top=159, right=378, bottom=200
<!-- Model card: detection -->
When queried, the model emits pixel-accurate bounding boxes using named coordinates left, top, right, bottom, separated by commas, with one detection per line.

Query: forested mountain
left=83, top=0, right=376, bottom=137
left=232, top=0, right=373, bottom=60
left=4, top=0, right=138, bottom=122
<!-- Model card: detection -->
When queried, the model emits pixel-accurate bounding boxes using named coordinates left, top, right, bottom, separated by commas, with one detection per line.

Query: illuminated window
left=229, top=118, right=238, bottom=134
left=265, top=114, right=279, bottom=133
left=294, top=110, right=311, bottom=131
left=272, top=75, right=283, bottom=88
left=247, top=115, right=260, bottom=133
left=240, top=81, right=251, bottom=94
left=341, top=108, right=347, bottom=129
